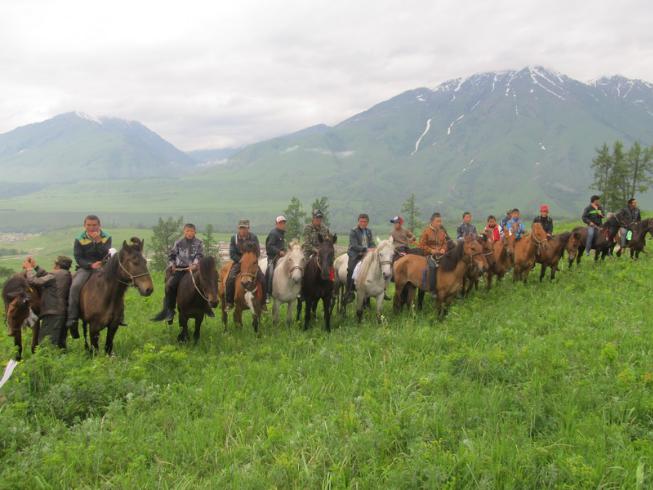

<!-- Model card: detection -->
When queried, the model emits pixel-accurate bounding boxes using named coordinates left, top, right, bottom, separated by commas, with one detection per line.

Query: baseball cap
left=390, top=215, right=404, bottom=224
left=312, top=209, right=324, bottom=218
left=238, top=219, right=250, bottom=228
left=540, top=204, right=549, bottom=213
left=276, top=215, right=287, bottom=223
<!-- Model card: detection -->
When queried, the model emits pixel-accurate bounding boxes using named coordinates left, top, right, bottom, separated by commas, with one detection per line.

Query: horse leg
left=272, top=298, right=280, bottom=325
left=234, top=306, right=243, bottom=329
left=31, top=319, right=41, bottom=354
left=13, top=328, right=23, bottom=361
left=252, top=310, right=259, bottom=335
left=296, top=298, right=303, bottom=322
left=82, top=321, right=90, bottom=351
left=407, top=286, right=417, bottom=311
left=356, top=290, right=365, bottom=323
left=550, top=263, right=557, bottom=281
left=90, top=326, right=101, bottom=355
left=286, top=299, right=295, bottom=327
left=539, top=264, right=546, bottom=282
left=193, top=315, right=202, bottom=344
left=105, top=323, right=119, bottom=356
left=486, top=272, right=493, bottom=291
left=393, top=281, right=404, bottom=313
left=417, top=288, right=425, bottom=311
left=375, top=293, right=384, bottom=323
left=303, top=298, right=312, bottom=330
left=178, top=314, right=189, bottom=343
left=323, top=296, right=332, bottom=332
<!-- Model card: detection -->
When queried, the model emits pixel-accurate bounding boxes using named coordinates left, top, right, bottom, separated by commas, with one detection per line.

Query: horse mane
left=357, top=248, right=379, bottom=283
left=439, top=241, right=465, bottom=272
left=199, top=255, right=216, bottom=279
left=98, top=252, right=121, bottom=282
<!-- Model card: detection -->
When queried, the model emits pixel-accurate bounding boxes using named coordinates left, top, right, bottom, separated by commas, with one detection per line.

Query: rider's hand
left=91, top=261, right=102, bottom=270
left=171, top=265, right=177, bottom=273
left=190, top=263, right=198, bottom=272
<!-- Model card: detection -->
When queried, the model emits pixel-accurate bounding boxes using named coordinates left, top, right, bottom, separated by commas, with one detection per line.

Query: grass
left=1, top=242, right=652, bottom=487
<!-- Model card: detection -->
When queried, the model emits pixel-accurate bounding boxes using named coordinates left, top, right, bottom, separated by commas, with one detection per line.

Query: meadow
left=1, top=236, right=652, bottom=488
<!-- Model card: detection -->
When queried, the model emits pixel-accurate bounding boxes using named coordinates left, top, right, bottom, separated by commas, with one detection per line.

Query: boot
left=343, top=277, right=355, bottom=304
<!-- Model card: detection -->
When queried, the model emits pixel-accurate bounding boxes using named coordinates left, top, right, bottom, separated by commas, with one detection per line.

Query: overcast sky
left=1, top=0, right=652, bottom=150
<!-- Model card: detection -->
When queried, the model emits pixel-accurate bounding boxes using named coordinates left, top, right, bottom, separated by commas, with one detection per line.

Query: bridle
left=118, top=256, right=151, bottom=287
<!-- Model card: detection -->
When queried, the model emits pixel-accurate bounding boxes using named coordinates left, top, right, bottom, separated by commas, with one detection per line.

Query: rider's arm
left=193, top=240, right=204, bottom=264
left=229, top=236, right=240, bottom=262
left=74, top=239, right=93, bottom=269
left=25, top=268, right=55, bottom=286
left=581, top=206, right=592, bottom=226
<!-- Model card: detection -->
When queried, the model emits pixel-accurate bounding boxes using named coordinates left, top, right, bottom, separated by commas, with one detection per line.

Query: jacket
left=456, top=222, right=478, bottom=240
left=419, top=225, right=450, bottom=255
left=26, top=268, right=72, bottom=317
left=74, top=231, right=112, bottom=270
left=265, top=228, right=286, bottom=261
left=533, top=215, right=554, bottom=235
left=348, top=227, right=374, bottom=258
left=229, top=232, right=260, bottom=262
left=169, top=237, right=204, bottom=268
left=301, top=223, right=331, bottom=258
left=390, top=228, right=415, bottom=249
left=505, top=218, right=525, bottom=239
left=582, top=204, right=605, bottom=227
left=484, top=224, right=502, bottom=242
left=616, top=206, right=641, bottom=226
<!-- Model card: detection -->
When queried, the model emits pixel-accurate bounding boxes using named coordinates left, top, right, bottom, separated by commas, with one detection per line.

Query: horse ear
left=388, top=235, right=394, bottom=244
left=122, top=240, right=130, bottom=250
left=332, top=234, right=337, bottom=244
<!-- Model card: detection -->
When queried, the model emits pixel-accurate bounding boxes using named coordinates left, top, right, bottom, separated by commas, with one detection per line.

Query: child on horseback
left=533, top=204, right=554, bottom=237
left=484, top=215, right=502, bottom=241
left=505, top=208, right=526, bottom=239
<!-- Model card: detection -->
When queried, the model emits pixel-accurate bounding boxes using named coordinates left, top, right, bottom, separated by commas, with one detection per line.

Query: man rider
left=582, top=195, right=605, bottom=256
left=390, top=215, right=416, bottom=253
left=533, top=204, right=554, bottom=237
left=615, top=198, right=641, bottom=252
left=225, top=219, right=261, bottom=309
left=66, top=215, right=112, bottom=333
left=302, top=209, right=331, bottom=261
left=265, top=216, right=287, bottom=295
left=152, top=223, right=204, bottom=323
left=344, top=213, right=374, bottom=303
left=419, top=212, right=451, bottom=296
left=23, top=255, right=73, bottom=348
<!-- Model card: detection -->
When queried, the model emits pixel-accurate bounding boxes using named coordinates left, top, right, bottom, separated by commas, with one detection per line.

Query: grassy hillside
left=1, top=249, right=651, bottom=487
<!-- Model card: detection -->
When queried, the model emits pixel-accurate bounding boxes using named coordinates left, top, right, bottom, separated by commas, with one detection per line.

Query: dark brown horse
left=507, top=222, right=548, bottom=283
left=483, top=234, right=512, bottom=290
left=566, top=224, right=615, bottom=268
left=75, top=238, right=153, bottom=355
left=299, top=233, right=337, bottom=331
left=218, top=243, right=265, bottom=333
left=2, top=274, right=42, bottom=360
left=535, top=232, right=571, bottom=281
left=173, top=256, right=219, bottom=343
left=393, top=236, right=488, bottom=320
left=617, top=217, right=653, bottom=260
left=463, top=235, right=493, bottom=296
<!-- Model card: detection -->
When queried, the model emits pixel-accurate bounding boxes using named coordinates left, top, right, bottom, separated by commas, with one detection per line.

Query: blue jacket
left=348, top=227, right=374, bottom=258
left=506, top=218, right=525, bottom=239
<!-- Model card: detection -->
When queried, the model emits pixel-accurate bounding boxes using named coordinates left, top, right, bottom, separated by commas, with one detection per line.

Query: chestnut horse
left=218, top=243, right=265, bottom=333
left=2, top=274, right=42, bottom=360
left=507, top=222, right=548, bottom=283
left=76, top=238, right=153, bottom=355
left=174, top=256, right=219, bottom=343
left=535, top=232, right=571, bottom=281
left=463, top=235, right=493, bottom=296
left=483, top=234, right=512, bottom=290
left=393, top=236, right=488, bottom=320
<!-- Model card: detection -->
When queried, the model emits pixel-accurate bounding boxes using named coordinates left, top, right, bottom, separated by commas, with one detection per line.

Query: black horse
left=567, top=221, right=618, bottom=268
left=297, top=234, right=337, bottom=331
left=617, top=217, right=653, bottom=260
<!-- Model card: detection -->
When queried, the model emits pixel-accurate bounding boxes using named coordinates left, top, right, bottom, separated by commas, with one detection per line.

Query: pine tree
left=401, top=194, right=423, bottom=233
left=150, top=216, right=183, bottom=271
left=591, top=143, right=612, bottom=205
left=202, top=224, right=218, bottom=259
left=284, top=197, right=306, bottom=240
left=626, top=142, right=653, bottom=200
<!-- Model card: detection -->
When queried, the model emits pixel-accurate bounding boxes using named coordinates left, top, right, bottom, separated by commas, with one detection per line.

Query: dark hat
left=238, top=219, right=250, bottom=228
left=390, top=215, right=404, bottom=224
left=56, top=255, right=73, bottom=270
left=312, top=209, right=324, bottom=218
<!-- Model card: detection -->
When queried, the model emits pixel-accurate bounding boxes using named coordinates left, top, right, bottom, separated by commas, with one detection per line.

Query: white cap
left=276, top=215, right=287, bottom=223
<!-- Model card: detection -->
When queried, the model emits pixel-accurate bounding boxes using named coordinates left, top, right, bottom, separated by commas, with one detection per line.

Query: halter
left=118, top=258, right=151, bottom=287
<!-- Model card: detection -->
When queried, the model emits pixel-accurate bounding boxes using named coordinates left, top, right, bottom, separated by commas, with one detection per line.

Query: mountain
left=188, top=147, right=240, bottom=167
left=198, top=66, right=653, bottom=219
left=0, top=112, right=195, bottom=182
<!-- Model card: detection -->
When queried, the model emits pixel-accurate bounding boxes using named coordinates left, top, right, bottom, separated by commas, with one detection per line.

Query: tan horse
left=535, top=231, right=571, bottom=281
left=393, top=236, right=488, bottom=320
left=506, top=222, right=548, bottom=283
left=219, top=245, right=265, bottom=333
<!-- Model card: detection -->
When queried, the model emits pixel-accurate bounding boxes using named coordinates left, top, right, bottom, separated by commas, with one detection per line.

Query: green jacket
left=301, top=223, right=330, bottom=258
left=74, top=230, right=112, bottom=270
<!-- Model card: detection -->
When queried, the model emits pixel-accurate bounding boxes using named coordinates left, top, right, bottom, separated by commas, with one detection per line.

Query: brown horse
left=484, top=234, right=512, bottom=290
left=174, top=256, right=219, bottom=343
left=2, top=274, right=42, bottom=360
left=507, top=222, right=548, bottom=283
left=566, top=224, right=614, bottom=268
left=393, top=236, right=488, bottom=320
left=463, top=235, right=493, bottom=296
left=219, top=244, right=265, bottom=333
left=617, top=217, right=653, bottom=260
left=535, top=232, right=571, bottom=281
left=75, top=238, right=153, bottom=355
left=299, top=233, right=337, bottom=331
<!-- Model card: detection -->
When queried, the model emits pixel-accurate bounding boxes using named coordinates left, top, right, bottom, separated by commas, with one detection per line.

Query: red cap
left=540, top=204, right=549, bottom=213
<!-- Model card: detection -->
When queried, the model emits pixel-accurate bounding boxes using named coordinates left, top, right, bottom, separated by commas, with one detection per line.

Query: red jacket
left=485, top=224, right=501, bottom=242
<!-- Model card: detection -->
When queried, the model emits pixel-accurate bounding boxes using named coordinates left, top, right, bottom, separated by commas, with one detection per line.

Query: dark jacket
left=168, top=237, right=204, bottom=268
left=26, top=268, right=72, bottom=317
left=74, top=231, right=112, bottom=270
left=582, top=204, right=605, bottom=227
left=265, top=228, right=286, bottom=262
left=348, top=227, right=374, bottom=258
left=229, top=232, right=260, bottom=262
left=616, top=206, right=641, bottom=226
left=533, top=215, right=554, bottom=235
left=456, top=222, right=478, bottom=240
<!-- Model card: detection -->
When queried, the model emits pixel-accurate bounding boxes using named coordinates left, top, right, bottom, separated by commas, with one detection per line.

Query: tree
left=626, top=142, right=653, bottom=200
left=306, top=196, right=330, bottom=226
left=284, top=197, right=306, bottom=240
left=590, top=143, right=612, bottom=206
left=150, top=216, right=183, bottom=271
left=202, top=224, right=218, bottom=260
left=401, top=193, right=423, bottom=233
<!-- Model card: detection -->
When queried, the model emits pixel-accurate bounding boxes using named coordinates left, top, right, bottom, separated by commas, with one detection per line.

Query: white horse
left=354, top=237, right=394, bottom=322
left=333, top=253, right=349, bottom=313
left=271, top=240, right=306, bottom=326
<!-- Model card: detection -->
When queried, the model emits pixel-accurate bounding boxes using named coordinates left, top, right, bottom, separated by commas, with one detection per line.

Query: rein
left=117, top=258, right=151, bottom=287
left=176, top=267, right=211, bottom=304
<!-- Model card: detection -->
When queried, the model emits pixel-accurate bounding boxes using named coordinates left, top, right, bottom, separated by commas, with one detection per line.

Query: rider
left=533, top=204, right=554, bottom=237
left=390, top=215, right=416, bottom=253
left=456, top=211, right=478, bottom=240
left=419, top=212, right=450, bottom=295
left=265, top=216, right=287, bottom=294
left=65, top=215, right=112, bottom=333
left=225, top=219, right=261, bottom=309
left=301, top=209, right=331, bottom=261
left=582, top=195, right=605, bottom=256
left=152, top=223, right=204, bottom=323
left=484, top=215, right=502, bottom=241
left=344, top=213, right=375, bottom=303
left=505, top=208, right=526, bottom=239
left=615, top=198, right=641, bottom=252
left=23, top=255, right=73, bottom=348
left=500, top=210, right=512, bottom=231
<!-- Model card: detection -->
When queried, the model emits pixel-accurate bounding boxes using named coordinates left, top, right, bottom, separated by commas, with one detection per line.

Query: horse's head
left=285, top=240, right=306, bottom=284
left=377, top=237, right=395, bottom=281
left=316, top=233, right=337, bottom=281
left=566, top=229, right=583, bottom=260
left=239, top=242, right=260, bottom=292
left=464, top=235, right=488, bottom=273
left=478, top=235, right=495, bottom=267
left=198, top=256, right=219, bottom=308
left=119, top=237, right=153, bottom=296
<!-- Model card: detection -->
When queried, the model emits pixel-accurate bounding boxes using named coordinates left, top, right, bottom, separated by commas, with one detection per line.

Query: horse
left=173, top=256, right=219, bottom=343
left=299, top=233, right=337, bottom=331
left=507, top=222, right=548, bottom=283
left=75, top=238, right=153, bottom=355
left=566, top=224, right=614, bottom=268
left=2, top=274, right=42, bottom=360
left=463, top=235, right=492, bottom=296
left=332, top=253, right=348, bottom=314
left=535, top=232, right=571, bottom=281
left=617, top=217, right=653, bottom=260
left=271, top=240, right=305, bottom=326
left=483, top=234, right=511, bottom=290
left=393, top=236, right=488, bottom=320
left=354, top=237, right=394, bottom=323
left=218, top=243, right=265, bottom=333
